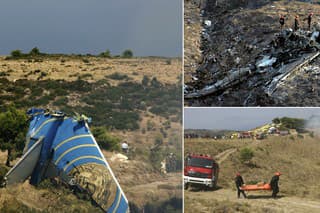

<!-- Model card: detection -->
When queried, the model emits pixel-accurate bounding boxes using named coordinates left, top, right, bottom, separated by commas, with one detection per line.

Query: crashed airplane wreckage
left=185, top=29, right=320, bottom=105
left=4, top=108, right=129, bottom=213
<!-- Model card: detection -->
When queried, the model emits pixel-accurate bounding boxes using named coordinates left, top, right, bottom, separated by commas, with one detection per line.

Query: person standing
left=235, top=172, right=247, bottom=198
left=121, top=141, right=129, bottom=154
left=307, top=13, right=313, bottom=30
left=279, top=15, right=285, bottom=30
left=270, top=172, right=281, bottom=198
left=294, top=15, right=300, bottom=31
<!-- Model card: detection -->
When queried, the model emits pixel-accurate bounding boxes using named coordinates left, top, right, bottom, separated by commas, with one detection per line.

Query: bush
left=29, top=47, right=40, bottom=55
left=106, top=72, right=129, bottom=80
left=82, top=59, right=90, bottom=63
left=10, top=49, right=22, bottom=58
left=142, top=75, right=150, bottom=87
left=99, top=49, right=111, bottom=58
left=91, top=127, right=120, bottom=151
left=309, top=131, right=314, bottom=138
left=121, top=49, right=133, bottom=58
left=240, top=147, right=254, bottom=163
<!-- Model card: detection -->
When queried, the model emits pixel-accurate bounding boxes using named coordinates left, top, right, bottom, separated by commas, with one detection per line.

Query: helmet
left=275, top=172, right=281, bottom=176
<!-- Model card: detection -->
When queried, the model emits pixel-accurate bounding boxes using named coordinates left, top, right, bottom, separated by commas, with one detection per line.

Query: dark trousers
left=272, top=188, right=279, bottom=198
left=237, top=188, right=247, bottom=198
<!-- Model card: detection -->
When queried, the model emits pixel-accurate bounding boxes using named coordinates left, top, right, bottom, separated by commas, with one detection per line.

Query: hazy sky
left=184, top=108, right=320, bottom=131
left=0, top=0, right=182, bottom=57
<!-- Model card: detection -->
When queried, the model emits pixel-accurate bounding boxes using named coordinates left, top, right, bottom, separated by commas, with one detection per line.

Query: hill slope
left=0, top=55, right=182, bottom=212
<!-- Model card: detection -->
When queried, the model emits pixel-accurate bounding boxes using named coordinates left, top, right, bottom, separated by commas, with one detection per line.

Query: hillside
left=184, top=134, right=320, bottom=212
left=0, top=55, right=182, bottom=212
left=184, top=0, right=320, bottom=106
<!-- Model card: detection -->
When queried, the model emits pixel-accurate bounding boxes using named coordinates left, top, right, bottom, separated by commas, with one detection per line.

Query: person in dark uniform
left=235, top=172, right=247, bottom=198
left=307, top=13, right=313, bottom=30
left=279, top=15, right=285, bottom=30
left=270, top=172, right=281, bottom=198
left=294, top=15, right=300, bottom=31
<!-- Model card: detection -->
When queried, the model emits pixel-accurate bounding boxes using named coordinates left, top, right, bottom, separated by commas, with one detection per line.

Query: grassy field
left=184, top=134, right=320, bottom=212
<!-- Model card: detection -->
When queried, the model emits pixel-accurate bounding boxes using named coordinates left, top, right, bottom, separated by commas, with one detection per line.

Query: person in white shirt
left=121, top=141, right=129, bottom=153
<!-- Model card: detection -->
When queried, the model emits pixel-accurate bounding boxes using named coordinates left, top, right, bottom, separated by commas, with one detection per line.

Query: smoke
left=305, top=114, right=320, bottom=135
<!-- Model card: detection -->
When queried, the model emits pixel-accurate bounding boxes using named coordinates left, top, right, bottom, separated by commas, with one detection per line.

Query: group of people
left=279, top=13, right=313, bottom=31
left=235, top=172, right=281, bottom=199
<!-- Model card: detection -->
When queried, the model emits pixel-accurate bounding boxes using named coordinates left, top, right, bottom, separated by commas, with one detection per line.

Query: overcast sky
left=184, top=108, right=320, bottom=131
left=0, top=0, right=182, bottom=57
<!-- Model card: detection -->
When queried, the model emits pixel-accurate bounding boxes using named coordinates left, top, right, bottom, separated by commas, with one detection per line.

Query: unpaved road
left=215, top=148, right=237, bottom=164
left=185, top=188, right=320, bottom=213
left=185, top=147, right=320, bottom=213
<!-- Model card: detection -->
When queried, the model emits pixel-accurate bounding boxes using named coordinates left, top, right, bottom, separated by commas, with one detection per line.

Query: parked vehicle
left=184, top=154, right=219, bottom=189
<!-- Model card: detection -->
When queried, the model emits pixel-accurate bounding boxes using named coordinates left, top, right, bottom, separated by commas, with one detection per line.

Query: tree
left=29, top=47, right=40, bottom=55
left=10, top=50, right=22, bottom=58
left=99, top=49, right=111, bottom=58
left=0, top=106, right=28, bottom=166
left=122, top=49, right=133, bottom=58
left=272, top=117, right=280, bottom=124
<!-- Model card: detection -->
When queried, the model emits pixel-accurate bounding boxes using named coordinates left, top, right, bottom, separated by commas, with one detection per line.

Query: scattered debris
left=256, top=56, right=277, bottom=69
left=185, top=1, right=320, bottom=106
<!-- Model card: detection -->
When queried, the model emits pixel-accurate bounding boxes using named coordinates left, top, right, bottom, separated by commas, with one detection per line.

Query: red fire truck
left=184, top=154, right=219, bottom=189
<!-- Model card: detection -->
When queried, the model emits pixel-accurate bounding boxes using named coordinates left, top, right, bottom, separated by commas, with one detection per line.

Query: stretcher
left=240, top=183, right=271, bottom=191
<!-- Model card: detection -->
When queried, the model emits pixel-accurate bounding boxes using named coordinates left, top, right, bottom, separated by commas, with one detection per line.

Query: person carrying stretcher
left=235, top=172, right=247, bottom=199
left=270, top=172, right=281, bottom=199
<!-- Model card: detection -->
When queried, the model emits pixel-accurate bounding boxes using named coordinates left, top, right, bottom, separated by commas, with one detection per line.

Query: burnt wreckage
left=185, top=28, right=320, bottom=106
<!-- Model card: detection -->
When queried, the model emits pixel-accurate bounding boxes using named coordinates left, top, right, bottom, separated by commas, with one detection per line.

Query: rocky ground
left=184, top=0, right=320, bottom=106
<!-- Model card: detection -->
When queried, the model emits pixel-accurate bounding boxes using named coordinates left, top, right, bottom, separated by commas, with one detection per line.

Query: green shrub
left=240, top=147, right=254, bottom=163
left=309, top=131, right=314, bottom=138
left=29, top=47, right=40, bottom=55
left=10, top=49, right=22, bottom=58
left=121, top=49, right=133, bottom=58
left=99, top=49, right=111, bottom=58
left=91, top=127, right=120, bottom=151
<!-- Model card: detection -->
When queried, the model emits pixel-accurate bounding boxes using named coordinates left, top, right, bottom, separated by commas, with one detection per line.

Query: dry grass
left=0, top=181, right=100, bottom=212
left=0, top=56, right=181, bottom=85
left=185, top=135, right=320, bottom=199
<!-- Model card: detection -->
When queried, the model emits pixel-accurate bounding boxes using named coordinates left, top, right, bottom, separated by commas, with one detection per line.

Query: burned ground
left=184, top=0, right=320, bottom=106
